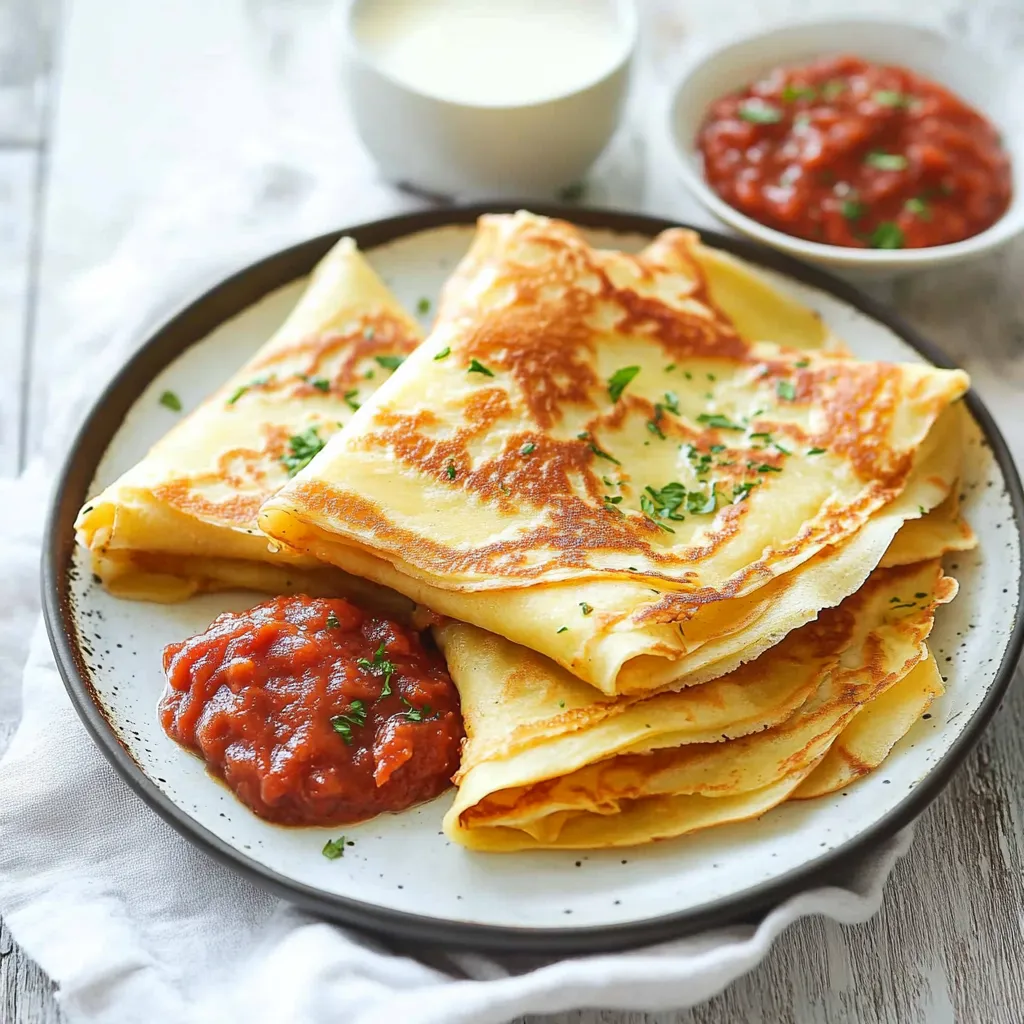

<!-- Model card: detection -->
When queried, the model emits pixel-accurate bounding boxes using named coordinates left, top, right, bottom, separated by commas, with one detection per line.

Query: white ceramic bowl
left=668, top=17, right=1024, bottom=276
left=342, top=0, right=636, bottom=198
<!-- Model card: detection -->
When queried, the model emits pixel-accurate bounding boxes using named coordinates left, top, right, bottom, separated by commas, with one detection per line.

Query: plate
left=43, top=204, right=1024, bottom=953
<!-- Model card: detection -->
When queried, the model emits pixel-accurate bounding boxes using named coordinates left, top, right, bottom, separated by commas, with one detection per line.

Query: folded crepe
left=75, top=238, right=423, bottom=605
left=439, top=560, right=954, bottom=850
left=792, top=652, right=944, bottom=800
left=260, top=212, right=969, bottom=694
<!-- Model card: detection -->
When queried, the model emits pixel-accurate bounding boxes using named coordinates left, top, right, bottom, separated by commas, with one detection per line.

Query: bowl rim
left=341, top=0, right=638, bottom=111
left=43, top=201, right=1024, bottom=954
left=665, top=14, right=1022, bottom=267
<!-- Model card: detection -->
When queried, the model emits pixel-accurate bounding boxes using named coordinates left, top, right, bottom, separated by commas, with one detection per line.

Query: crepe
left=75, top=238, right=423, bottom=605
left=260, top=212, right=968, bottom=694
left=879, top=487, right=976, bottom=568
left=794, top=652, right=944, bottom=799
left=439, top=560, right=954, bottom=850
left=642, top=229, right=845, bottom=353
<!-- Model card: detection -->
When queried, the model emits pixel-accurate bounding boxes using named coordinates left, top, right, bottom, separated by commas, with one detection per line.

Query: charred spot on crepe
left=247, top=310, right=420, bottom=394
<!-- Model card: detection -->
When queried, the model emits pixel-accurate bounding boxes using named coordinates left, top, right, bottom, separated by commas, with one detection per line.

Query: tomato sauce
left=160, top=596, right=463, bottom=826
left=697, top=55, right=1011, bottom=249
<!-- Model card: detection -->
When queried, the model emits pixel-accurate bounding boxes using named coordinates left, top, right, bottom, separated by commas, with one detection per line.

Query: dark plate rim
left=42, top=202, right=1024, bottom=954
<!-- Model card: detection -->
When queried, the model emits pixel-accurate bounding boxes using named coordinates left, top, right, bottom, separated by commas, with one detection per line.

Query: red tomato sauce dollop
left=697, top=55, right=1011, bottom=249
left=160, top=596, right=463, bottom=826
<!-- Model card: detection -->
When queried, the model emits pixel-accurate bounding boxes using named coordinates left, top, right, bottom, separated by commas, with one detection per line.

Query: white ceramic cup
left=343, top=0, right=637, bottom=198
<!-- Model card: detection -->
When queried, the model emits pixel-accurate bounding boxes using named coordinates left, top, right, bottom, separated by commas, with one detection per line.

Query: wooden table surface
left=2, top=1, right=1022, bottom=1021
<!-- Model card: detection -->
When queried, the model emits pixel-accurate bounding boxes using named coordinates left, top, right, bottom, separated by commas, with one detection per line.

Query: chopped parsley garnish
left=757, top=463, right=783, bottom=473
left=732, top=481, right=757, bottom=502
left=665, top=363, right=676, bottom=372
left=749, top=431, right=772, bottom=441
left=326, top=611, right=341, bottom=629
left=646, top=417, right=666, bottom=440
left=639, top=492, right=676, bottom=532
left=738, top=101, right=783, bottom=124
left=683, top=371, right=693, bottom=380
left=662, top=391, right=680, bottom=415
left=586, top=438, right=621, bottom=465
left=645, top=481, right=717, bottom=520
left=709, top=443, right=726, bottom=453
left=227, top=376, right=271, bottom=405
left=357, top=641, right=396, bottom=698
left=608, top=365, right=641, bottom=402
left=807, top=447, right=826, bottom=455
left=520, top=442, right=536, bottom=455
left=603, top=494, right=623, bottom=505
left=468, top=358, right=494, bottom=377
left=364, top=369, right=375, bottom=379
left=558, top=700, right=566, bottom=708
left=795, top=359, right=810, bottom=368
left=697, top=413, right=745, bottom=431
left=445, top=462, right=457, bottom=481
left=579, top=602, right=593, bottom=616
left=870, top=222, right=905, bottom=249
left=841, top=199, right=865, bottom=221
left=556, top=626, right=568, bottom=634
left=322, top=836, right=353, bottom=860
left=400, top=697, right=435, bottom=722
left=781, top=83, right=817, bottom=103
left=905, top=197, right=931, bottom=220
left=776, top=380, right=797, bottom=401
left=771, top=441, right=791, bottom=455
left=865, top=151, right=908, bottom=171
left=873, top=90, right=912, bottom=108
left=434, top=346, right=451, bottom=360
left=309, top=376, right=331, bottom=392
left=281, top=426, right=326, bottom=476
left=417, top=297, right=431, bottom=314
left=375, top=354, right=406, bottom=371
left=159, top=390, right=182, bottom=412
left=821, top=79, right=846, bottom=101
left=915, top=592, right=928, bottom=599
left=602, top=476, right=618, bottom=487
left=343, top=389, right=361, bottom=411
left=331, top=700, right=367, bottom=745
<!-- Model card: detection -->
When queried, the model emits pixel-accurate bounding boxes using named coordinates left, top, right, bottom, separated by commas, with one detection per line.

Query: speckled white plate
left=44, top=206, right=1024, bottom=953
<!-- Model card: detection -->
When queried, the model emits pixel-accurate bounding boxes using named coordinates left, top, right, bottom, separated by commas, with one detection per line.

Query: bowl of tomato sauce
left=668, top=18, right=1022, bottom=274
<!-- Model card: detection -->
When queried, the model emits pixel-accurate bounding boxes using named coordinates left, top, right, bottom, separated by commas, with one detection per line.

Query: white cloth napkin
left=0, top=161, right=917, bottom=1024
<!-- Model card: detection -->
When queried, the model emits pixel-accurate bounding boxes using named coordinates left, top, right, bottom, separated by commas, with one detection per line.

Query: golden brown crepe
left=439, top=561, right=953, bottom=850
left=794, top=652, right=945, bottom=800
left=260, top=212, right=968, bottom=694
left=75, top=238, right=423, bottom=605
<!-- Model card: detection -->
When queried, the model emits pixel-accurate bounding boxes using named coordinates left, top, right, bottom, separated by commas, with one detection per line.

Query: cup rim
left=342, top=0, right=639, bottom=111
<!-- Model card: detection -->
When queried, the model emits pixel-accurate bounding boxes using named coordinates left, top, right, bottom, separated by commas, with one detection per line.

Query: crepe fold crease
left=260, top=212, right=969, bottom=695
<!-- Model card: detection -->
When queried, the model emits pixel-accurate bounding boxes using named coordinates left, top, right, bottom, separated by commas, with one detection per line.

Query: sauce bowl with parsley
left=669, top=18, right=1023, bottom=274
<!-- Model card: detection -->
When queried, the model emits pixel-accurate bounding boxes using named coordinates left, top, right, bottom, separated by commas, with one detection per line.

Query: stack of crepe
left=77, top=211, right=975, bottom=852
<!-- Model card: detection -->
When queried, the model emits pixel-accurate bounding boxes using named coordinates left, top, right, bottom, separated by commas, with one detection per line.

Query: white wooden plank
left=0, top=150, right=39, bottom=478
left=0, top=0, right=58, bottom=144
